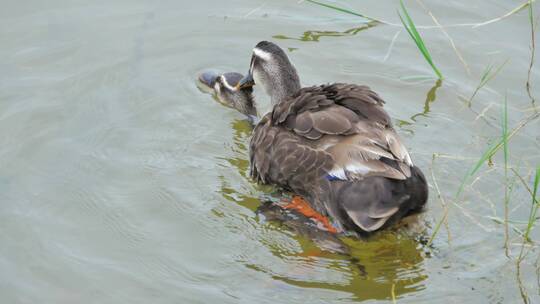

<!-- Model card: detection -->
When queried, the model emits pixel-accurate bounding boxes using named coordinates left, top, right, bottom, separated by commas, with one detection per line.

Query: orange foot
left=283, top=196, right=338, bottom=234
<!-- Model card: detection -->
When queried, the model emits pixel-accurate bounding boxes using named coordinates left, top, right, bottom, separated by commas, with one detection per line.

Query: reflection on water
left=217, top=118, right=274, bottom=213
left=411, top=79, right=443, bottom=122
left=398, top=79, right=443, bottom=129
left=273, top=22, right=379, bottom=42
left=223, top=119, right=252, bottom=178
left=215, top=114, right=428, bottom=301
left=246, top=232, right=427, bottom=302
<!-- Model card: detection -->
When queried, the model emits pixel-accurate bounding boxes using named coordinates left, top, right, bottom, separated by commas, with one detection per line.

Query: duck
left=198, top=71, right=258, bottom=124
left=232, top=41, right=429, bottom=235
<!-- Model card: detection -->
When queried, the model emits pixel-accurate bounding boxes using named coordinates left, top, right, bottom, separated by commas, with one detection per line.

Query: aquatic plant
left=526, top=0, right=536, bottom=103
left=304, top=0, right=384, bottom=24
left=454, top=108, right=540, bottom=200
left=523, top=167, right=540, bottom=241
left=398, top=0, right=443, bottom=79
left=467, top=60, right=508, bottom=107
left=516, top=165, right=539, bottom=303
left=502, top=96, right=510, bottom=257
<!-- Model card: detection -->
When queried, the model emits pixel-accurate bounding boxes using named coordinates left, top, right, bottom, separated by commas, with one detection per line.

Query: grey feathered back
left=249, top=83, right=427, bottom=233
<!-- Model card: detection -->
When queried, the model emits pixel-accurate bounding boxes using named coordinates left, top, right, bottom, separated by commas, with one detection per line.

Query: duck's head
left=198, top=71, right=257, bottom=120
left=237, top=41, right=301, bottom=105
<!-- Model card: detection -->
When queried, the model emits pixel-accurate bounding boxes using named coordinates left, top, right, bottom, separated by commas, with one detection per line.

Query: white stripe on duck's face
left=252, top=47, right=273, bottom=62
left=219, top=75, right=237, bottom=91
left=250, top=48, right=273, bottom=87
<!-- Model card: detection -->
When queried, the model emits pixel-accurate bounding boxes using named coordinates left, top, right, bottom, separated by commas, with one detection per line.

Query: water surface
left=1, top=0, right=539, bottom=303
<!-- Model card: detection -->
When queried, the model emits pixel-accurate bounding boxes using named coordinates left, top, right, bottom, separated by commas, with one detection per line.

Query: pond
left=1, top=0, right=539, bottom=303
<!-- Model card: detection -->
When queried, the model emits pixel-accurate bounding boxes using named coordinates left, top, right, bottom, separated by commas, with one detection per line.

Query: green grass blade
left=398, top=0, right=443, bottom=79
left=529, top=0, right=534, bottom=27
left=502, top=96, right=509, bottom=168
left=399, top=1, right=430, bottom=58
left=480, top=64, right=494, bottom=84
left=456, top=139, right=500, bottom=197
left=524, top=166, right=540, bottom=241
left=305, top=0, right=371, bottom=20
left=481, top=60, right=508, bottom=87
left=502, top=95, right=510, bottom=256
left=467, top=59, right=508, bottom=106
left=534, top=167, right=540, bottom=203
left=456, top=111, right=540, bottom=198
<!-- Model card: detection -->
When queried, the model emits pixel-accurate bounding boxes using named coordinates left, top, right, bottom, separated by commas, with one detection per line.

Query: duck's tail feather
left=330, top=166, right=428, bottom=233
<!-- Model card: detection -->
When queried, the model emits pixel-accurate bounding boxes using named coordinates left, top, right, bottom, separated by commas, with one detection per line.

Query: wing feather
left=249, top=83, right=421, bottom=233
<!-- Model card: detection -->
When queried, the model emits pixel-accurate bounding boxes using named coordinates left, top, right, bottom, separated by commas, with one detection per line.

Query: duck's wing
left=271, top=84, right=412, bottom=181
left=250, top=84, right=424, bottom=232
left=250, top=114, right=333, bottom=190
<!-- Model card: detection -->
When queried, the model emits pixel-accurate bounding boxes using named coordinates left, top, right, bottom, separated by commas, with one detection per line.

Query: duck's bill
left=235, top=72, right=255, bottom=89
left=198, top=71, right=219, bottom=90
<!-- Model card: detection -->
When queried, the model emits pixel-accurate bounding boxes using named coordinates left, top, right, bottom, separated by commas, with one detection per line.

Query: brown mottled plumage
left=199, top=63, right=428, bottom=234
left=232, top=41, right=429, bottom=235
left=248, top=82, right=427, bottom=234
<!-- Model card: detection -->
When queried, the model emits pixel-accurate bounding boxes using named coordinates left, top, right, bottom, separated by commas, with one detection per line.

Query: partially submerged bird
left=198, top=71, right=258, bottom=124
left=234, top=41, right=428, bottom=235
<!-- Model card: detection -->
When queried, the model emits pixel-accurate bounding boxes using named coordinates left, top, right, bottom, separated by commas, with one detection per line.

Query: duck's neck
left=263, top=65, right=301, bottom=106
left=270, top=79, right=300, bottom=105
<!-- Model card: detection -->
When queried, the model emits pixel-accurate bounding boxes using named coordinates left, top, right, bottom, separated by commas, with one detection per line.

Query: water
left=1, top=0, right=539, bottom=303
